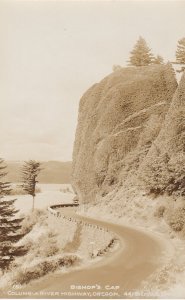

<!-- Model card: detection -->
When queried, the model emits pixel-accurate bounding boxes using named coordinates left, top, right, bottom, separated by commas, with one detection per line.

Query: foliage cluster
left=176, top=37, right=185, bottom=72
left=13, top=255, right=78, bottom=285
left=141, top=153, right=185, bottom=197
left=0, top=159, right=26, bottom=271
left=113, top=36, right=185, bottom=72
left=154, top=205, right=166, bottom=218
left=165, top=206, right=185, bottom=232
left=20, top=209, right=48, bottom=235
left=23, top=228, right=59, bottom=258
left=21, top=160, right=42, bottom=211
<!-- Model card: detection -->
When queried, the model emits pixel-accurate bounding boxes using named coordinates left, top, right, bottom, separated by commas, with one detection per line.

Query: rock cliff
left=72, top=64, right=177, bottom=203
left=140, top=72, right=185, bottom=196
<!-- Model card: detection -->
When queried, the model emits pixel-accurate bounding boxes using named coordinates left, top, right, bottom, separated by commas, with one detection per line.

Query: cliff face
left=140, top=72, right=185, bottom=196
left=72, top=65, right=177, bottom=203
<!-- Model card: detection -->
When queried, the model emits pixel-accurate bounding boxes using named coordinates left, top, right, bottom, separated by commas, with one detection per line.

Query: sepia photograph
left=0, top=0, right=185, bottom=299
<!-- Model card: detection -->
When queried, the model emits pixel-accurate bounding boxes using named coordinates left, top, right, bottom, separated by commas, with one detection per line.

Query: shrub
left=21, top=209, right=47, bottom=234
left=165, top=207, right=185, bottom=232
left=42, top=242, right=59, bottom=257
left=58, top=255, right=78, bottom=267
left=23, top=228, right=59, bottom=258
left=14, top=261, right=58, bottom=284
left=154, top=205, right=166, bottom=218
left=142, top=152, right=185, bottom=197
left=13, top=255, right=79, bottom=284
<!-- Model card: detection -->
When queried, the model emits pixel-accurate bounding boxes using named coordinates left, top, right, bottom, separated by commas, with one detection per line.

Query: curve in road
left=18, top=212, right=164, bottom=299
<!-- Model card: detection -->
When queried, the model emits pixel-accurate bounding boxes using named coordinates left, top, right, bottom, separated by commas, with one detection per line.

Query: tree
left=128, top=36, right=154, bottom=67
left=153, top=55, right=164, bottom=65
left=140, top=152, right=185, bottom=197
left=0, top=158, right=25, bottom=271
left=21, top=160, right=42, bottom=211
left=175, top=37, right=185, bottom=72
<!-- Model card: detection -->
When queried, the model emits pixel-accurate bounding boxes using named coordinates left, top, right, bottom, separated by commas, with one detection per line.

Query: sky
left=0, top=0, right=185, bottom=162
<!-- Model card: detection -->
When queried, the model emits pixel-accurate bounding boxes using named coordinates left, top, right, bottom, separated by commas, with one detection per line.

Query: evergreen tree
left=0, top=158, right=25, bottom=271
left=21, top=160, right=42, bottom=211
left=128, top=36, right=154, bottom=67
left=153, top=55, right=164, bottom=65
left=175, top=37, right=185, bottom=72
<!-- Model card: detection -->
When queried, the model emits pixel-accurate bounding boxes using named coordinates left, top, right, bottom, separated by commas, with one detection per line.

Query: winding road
left=7, top=210, right=165, bottom=299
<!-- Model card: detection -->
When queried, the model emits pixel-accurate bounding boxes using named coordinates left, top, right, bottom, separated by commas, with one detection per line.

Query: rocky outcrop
left=140, top=72, right=185, bottom=196
left=72, top=64, right=177, bottom=203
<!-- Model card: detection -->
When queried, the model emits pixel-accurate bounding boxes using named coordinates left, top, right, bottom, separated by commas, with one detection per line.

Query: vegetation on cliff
left=72, top=64, right=177, bottom=203
left=72, top=63, right=185, bottom=237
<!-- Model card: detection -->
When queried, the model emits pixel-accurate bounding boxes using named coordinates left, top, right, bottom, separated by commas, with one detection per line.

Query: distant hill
left=5, top=161, right=72, bottom=184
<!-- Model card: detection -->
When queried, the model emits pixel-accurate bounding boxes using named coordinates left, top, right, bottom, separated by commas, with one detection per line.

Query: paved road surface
left=4, top=212, right=164, bottom=299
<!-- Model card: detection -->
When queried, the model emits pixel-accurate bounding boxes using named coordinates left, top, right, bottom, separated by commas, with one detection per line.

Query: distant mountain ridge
left=5, top=161, right=72, bottom=184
